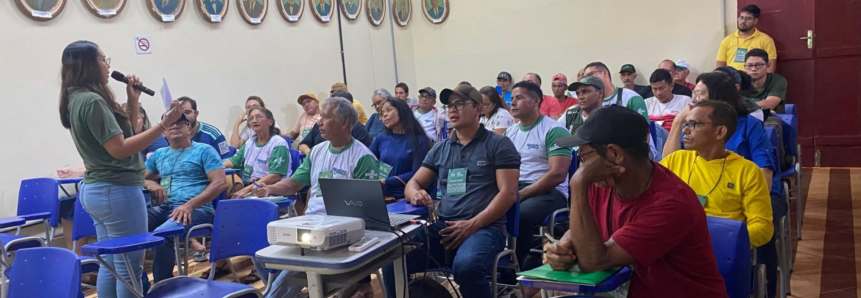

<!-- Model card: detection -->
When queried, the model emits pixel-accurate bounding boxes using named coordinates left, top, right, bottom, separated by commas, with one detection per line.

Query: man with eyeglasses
left=504, top=81, right=572, bottom=291
left=582, top=62, right=649, bottom=119
left=741, top=48, right=788, bottom=114
left=644, top=69, right=692, bottom=132
left=142, top=113, right=227, bottom=286
left=558, top=76, right=605, bottom=137
left=523, top=73, right=562, bottom=120
left=717, top=4, right=777, bottom=73
left=546, top=106, right=728, bottom=298
left=173, top=97, right=231, bottom=158
left=413, top=87, right=448, bottom=142
left=389, top=85, right=521, bottom=298
left=661, top=100, right=778, bottom=298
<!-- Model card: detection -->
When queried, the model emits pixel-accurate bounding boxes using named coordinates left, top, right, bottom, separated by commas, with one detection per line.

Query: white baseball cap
left=675, top=60, right=690, bottom=70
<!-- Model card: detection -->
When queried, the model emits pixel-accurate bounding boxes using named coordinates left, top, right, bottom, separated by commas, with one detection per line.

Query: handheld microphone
left=111, top=71, right=156, bottom=96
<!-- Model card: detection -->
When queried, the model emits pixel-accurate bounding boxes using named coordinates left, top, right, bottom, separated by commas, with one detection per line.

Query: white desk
left=255, top=224, right=421, bottom=298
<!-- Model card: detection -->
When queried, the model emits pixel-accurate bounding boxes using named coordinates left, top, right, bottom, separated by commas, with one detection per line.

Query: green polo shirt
left=742, top=73, right=788, bottom=114
left=68, top=90, right=144, bottom=186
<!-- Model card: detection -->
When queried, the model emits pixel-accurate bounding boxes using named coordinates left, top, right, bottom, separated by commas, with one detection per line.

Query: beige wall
left=0, top=0, right=399, bottom=216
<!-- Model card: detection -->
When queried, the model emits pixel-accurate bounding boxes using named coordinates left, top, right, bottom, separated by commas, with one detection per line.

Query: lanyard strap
left=686, top=153, right=728, bottom=198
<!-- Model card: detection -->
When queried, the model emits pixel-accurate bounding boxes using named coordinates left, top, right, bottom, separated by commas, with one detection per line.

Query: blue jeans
left=79, top=182, right=148, bottom=298
left=383, top=221, right=506, bottom=298
left=143, top=203, right=214, bottom=287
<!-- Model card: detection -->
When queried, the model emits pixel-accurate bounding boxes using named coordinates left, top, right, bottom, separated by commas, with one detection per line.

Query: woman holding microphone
left=58, top=40, right=181, bottom=298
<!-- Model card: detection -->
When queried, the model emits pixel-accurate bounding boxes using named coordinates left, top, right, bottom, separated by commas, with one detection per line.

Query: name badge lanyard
left=686, top=154, right=728, bottom=202
left=160, top=148, right=187, bottom=196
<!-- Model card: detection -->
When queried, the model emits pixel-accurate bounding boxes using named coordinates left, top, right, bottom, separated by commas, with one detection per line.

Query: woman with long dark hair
left=59, top=40, right=181, bottom=298
left=224, top=106, right=292, bottom=199
left=478, top=86, right=514, bottom=134
left=665, top=71, right=785, bottom=298
left=370, top=96, right=432, bottom=201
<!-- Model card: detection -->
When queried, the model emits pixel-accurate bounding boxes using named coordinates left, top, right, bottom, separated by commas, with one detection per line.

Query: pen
left=544, top=233, right=560, bottom=245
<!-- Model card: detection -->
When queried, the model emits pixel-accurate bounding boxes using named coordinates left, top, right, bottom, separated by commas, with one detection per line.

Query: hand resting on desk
left=546, top=231, right=577, bottom=271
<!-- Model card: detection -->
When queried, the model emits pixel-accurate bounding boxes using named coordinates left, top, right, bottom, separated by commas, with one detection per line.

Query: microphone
left=111, top=71, right=156, bottom=96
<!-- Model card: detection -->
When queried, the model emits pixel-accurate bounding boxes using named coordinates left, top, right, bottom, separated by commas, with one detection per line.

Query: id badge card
left=160, top=176, right=172, bottom=197
left=447, top=168, right=467, bottom=195
left=301, top=128, right=312, bottom=138
left=734, top=48, right=748, bottom=63
left=378, top=162, right=393, bottom=179
left=696, top=194, right=707, bottom=207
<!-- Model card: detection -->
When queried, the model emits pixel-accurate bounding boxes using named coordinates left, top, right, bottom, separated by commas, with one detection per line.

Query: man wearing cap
left=545, top=106, right=727, bottom=298
left=288, top=93, right=322, bottom=144
left=497, top=71, right=514, bottom=107
left=717, top=4, right=777, bottom=73
left=504, top=81, right=572, bottom=277
left=582, top=62, right=649, bottom=119
left=177, top=97, right=232, bottom=159
left=523, top=73, right=563, bottom=120
left=645, top=69, right=693, bottom=132
left=298, top=92, right=373, bottom=155
left=558, top=76, right=606, bottom=136
left=414, top=87, right=448, bottom=142
left=619, top=64, right=651, bottom=97
left=143, top=113, right=227, bottom=286
left=390, top=85, right=520, bottom=298
left=331, top=82, right=369, bottom=124
left=674, top=60, right=696, bottom=90
left=551, top=73, right=578, bottom=111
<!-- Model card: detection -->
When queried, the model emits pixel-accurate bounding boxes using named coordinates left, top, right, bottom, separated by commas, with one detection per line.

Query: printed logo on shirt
left=424, top=119, right=434, bottom=124
left=637, top=108, right=646, bottom=115
left=526, top=143, right=540, bottom=150
left=218, top=141, right=229, bottom=154
left=332, top=167, right=348, bottom=176
left=477, top=160, right=487, bottom=166
left=727, top=182, right=735, bottom=189
left=548, top=143, right=560, bottom=152
left=271, top=157, right=284, bottom=165
left=256, top=158, right=266, bottom=164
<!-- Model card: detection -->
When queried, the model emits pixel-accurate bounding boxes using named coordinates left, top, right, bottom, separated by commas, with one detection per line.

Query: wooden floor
left=82, top=168, right=861, bottom=298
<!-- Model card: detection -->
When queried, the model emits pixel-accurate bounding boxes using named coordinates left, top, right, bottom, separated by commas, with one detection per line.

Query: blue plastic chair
left=764, top=127, right=792, bottom=297
left=70, top=198, right=100, bottom=275
left=7, top=248, right=81, bottom=298
left=0, top=179, right=55, bottom=253
left=155, top=191, right=228, bottom=276
left=226, top=146, right=238, bottom=159
left=775, top=112, right=802, bottom=241
left=441, top=122, right=448, bottom=140
left=283, top=136, right=293, bottom=148
left=145, top=199, right=276, bottom=297
left=707, top=216, right=753, bottom=298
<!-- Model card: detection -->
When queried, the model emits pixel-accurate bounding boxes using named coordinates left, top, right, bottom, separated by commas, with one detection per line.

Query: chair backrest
left=505, top=197, right=521, bottom=238
left=441, top=122, right=448, bottom=140
left=707, top=216, right=752, bottom=298
left=226, top=146, right=238, bottom=158
left=290, top=149, right=302, bottom=173
left=211, top=191, right=226, bottom=211
left=775, top=114, right=798, bottom=157
left=568, top=149, right=579, bottom=179
left=18, top=178, right=60, bottom=224
left=783, top=104, right=797, bottom=119
left=209, top=199, right=279, bottom=262
left=7, top=247, right=81, bottom=298
left=765, top=126, right=782, bottom=172
left=72, top=196, right=97, bottom=243
left=284, top=136, right=293, bottom=148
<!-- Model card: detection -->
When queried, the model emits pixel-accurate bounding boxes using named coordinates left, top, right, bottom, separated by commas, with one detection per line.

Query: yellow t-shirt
left=660, top=150, right=773, bottom=248
left=717, top=29, right=778, bottom=71
left=352, top=100, right=369, bottom=125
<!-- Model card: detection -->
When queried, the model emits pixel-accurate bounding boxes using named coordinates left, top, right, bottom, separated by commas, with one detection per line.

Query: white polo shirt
left=504, top=116, right=573, bottom=197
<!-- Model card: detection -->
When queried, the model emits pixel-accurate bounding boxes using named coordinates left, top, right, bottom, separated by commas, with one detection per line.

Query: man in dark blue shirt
left=177, top=97, right=231, bottom=159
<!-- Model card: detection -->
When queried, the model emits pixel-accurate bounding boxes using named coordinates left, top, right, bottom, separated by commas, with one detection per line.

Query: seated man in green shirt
left=741, top=48, right=788, bottom=115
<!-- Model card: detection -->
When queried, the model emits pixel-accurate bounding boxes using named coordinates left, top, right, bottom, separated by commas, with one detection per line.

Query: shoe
left=193, top=252, right=207, bottom=262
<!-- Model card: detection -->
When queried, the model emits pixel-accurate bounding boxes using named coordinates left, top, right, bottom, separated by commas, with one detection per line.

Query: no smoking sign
left=135, top=35, right=152, bottom=55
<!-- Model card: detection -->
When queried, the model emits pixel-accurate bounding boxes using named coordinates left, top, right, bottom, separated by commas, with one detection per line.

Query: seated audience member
left=713, top=66, right=765, bottom=121
left=299, top=91, right=373, bottom=154
left=741, top=49, right=787, bottom=115
left=644, top=69, right=693, bottom=131
left=505, top=81, right=572, bottom=278
left=546, top=106, right=727, bottom=297
left=551, top=73, right=578, bottom=111
left=223, top=107, right=292, bottom=198
left=661, top=100, right=773, bottom=248
left=583, top=62, right=649, bottom=119
left=674, top=60, right=696, bottom=90
left=395, top=82, right=420, bottom=107
left=253, top=97, right=380, bottom=298
left=413, top=87, right=448, bottom=142
left=639, top=61, right=694, bottom=98
left=619, top=64, right=650, bottom=97
left=365, top=89, right=392, bottom=140
left=371, top=96, right=431, bottom=201
left=558, top=76, right=605, bottom=136
left=666, top=72, right=786, bottom=298
left=142, top=114, right=226, bottom=286
left=522, top=73, right=562, bottom=120
left=230, top=96, right=280, bottom=148
left=497, top=71, right=514, bottom=108
left=331, top=82, right=369, bottom=124
left=177, top=97, right=231, bottom=159
left=382, top=85, right=520, bottom=298
left=478, top=86, right=515, bottom=134
left=288, top=93, right=321, bottom=144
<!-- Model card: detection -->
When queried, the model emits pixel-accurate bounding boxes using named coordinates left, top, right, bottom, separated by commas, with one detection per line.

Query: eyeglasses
left=737, top=16, right=755, bottom=21
left=372, top=102, right=385, bottom=109
left=169, top=121, right=189, bottom=128
left=101, top=57, right=111, bottom=67
left=576, top=145, right=607, bottom=164
left=420, top=95, right=435, bottom=101
left=445, top=100, right=476, bottom=111
left=744, top=63, right=766, bottom=70
left=182, top=110, right=194, bottom=116
left=248, top=115, right=268, bottom=121
left=681, top=121, right=713, bottom=131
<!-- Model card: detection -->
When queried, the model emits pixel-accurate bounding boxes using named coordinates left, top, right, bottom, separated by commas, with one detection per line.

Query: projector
left=266, top=215, right=365, bottom=251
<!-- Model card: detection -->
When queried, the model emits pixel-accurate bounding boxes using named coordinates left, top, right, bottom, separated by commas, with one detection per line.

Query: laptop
left=319, top=178, right=419, bottom=231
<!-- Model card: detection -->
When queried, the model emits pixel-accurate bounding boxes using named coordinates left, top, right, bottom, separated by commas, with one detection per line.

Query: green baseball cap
left=567, top=76, right=604, bottom=92
left=619, top=64, right=637, bottom=74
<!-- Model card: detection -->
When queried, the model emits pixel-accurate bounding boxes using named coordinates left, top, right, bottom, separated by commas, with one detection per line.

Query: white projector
left=266, top=215, right=365, bottom=251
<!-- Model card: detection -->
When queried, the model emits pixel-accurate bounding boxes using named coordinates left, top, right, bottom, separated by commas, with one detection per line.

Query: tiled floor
left=82, top=168, right=859, bottom=298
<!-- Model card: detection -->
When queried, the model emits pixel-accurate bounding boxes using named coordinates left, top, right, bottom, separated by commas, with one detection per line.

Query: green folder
left=517, top=264, right=620, bottom=286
